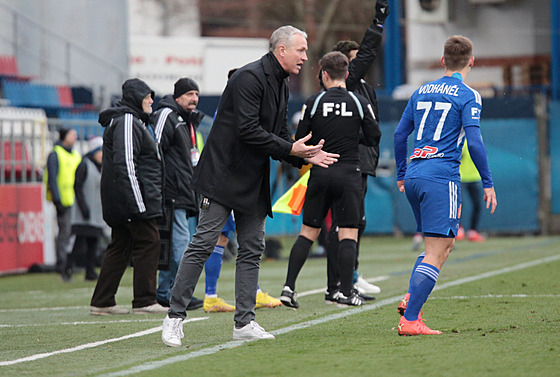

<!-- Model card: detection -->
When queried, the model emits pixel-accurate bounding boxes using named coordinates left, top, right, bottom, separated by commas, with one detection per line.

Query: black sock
left=338, top=239, right=357, bottom=296
left=284, top=235, right=313, bottom=290
left=326, top=226, right=340, bottom=292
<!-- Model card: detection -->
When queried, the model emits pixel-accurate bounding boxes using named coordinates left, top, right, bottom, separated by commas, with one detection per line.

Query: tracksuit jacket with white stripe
left=152, top=95, right=201, bottom=217
left=98, top=79, right=163, bottom=227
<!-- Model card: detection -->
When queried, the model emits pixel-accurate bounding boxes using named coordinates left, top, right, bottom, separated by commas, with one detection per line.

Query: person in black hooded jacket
left=90, top=78, right=167, bottom=316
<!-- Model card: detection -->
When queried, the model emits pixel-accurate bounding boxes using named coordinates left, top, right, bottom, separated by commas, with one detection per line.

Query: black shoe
left=85, top=271, right=99, bottom=281
left=60, top=268, right=73, bottom=283
left=336, top=292, right=365, bottom=307
left=157, top=298, right=170, bottom=307
left=354, top=288, right=376, bottom=302
left=279, top=286, right=299, bottom=308
left=325, top=289, right=341, bottom=305
left=187, top=296, right=203, bottom=311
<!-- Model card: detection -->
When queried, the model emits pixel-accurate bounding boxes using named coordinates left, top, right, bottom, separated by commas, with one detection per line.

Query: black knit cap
left=173, top=77, right=199, bottom=99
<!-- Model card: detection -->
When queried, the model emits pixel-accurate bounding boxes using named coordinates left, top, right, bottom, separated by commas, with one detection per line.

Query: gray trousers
left=56, top=206, right=73, bottom=273
left=169, top=198, right=267, bottom=326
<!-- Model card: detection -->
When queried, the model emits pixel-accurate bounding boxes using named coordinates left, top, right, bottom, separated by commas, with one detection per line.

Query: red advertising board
left=0, top=184, right=44, bottom=273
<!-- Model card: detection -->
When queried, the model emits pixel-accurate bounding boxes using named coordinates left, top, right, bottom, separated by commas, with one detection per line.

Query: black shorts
left=302, top=163, right=362, bottom=228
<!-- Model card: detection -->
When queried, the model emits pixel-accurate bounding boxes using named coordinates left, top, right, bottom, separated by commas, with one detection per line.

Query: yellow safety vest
left=459, top=141, right=481, bottom=183
left=45, top=145, right=82, bottom=206
left=196, top=131, right=204, bottom=151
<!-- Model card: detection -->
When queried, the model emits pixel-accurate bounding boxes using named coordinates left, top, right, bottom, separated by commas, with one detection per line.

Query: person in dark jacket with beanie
left=90, top=78, right=168, bottom=315
left=152, top=77, right=205, bottom=310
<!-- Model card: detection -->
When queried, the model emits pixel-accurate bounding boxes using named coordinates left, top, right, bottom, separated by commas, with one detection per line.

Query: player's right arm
left=464, top=126, right=497, bottom=214
left=462, top=90, right=497, bottom=214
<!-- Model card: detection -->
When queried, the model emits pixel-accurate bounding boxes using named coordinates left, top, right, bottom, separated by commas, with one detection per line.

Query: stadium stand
left=57, top=85, right=74, bottom=108
left=0, top=54, right=100, bottom=185
left=0, top=55, right=19, bottom=76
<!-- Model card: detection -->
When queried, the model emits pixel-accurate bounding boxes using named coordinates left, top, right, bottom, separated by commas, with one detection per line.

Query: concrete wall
left=405, top=0, right=551, bottom=88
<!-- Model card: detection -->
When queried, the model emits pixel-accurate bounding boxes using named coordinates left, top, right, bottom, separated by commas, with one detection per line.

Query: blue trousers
left=157, top=209, right=191, bottom=304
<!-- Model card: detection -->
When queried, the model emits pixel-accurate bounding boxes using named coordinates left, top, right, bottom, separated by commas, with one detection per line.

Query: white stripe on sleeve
left=154, top=108, right=172, bottom=143
left=124, top=113, right=146, bottom=213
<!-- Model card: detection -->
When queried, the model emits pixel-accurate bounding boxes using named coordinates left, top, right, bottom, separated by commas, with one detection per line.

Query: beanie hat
left=88, top=136, right=103, bottom=154
left=173, top=78, right=199, bottom=99
left=59, top=128, right=70, bottom=141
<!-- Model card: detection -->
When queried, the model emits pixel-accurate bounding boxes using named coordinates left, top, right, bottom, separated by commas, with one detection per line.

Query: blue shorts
left=221, top=212, right=236, bottom=235
left=404, top=178, right=461, bottom=237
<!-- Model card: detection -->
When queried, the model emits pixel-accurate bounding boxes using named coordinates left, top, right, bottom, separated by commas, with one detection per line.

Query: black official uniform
left=295, top=87, right=381, bottom=229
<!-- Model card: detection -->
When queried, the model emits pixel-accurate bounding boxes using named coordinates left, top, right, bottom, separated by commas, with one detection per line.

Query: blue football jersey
left=401, top=75, right=482, bottom=182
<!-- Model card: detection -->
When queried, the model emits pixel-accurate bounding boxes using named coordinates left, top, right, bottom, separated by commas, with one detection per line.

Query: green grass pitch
left=1, top=235, right=559, bottom=376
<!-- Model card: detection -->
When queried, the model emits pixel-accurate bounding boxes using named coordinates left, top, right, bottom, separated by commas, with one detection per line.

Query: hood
left=98, top=78, right=154, bottom=126
left=121, top=78, right=154, bottom=111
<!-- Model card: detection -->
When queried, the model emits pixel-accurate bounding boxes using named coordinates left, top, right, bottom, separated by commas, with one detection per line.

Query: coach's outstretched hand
left=307, top=149, right=339, bottom=168
left=290, top=133, right=339, bottom=167
left=290, top=133, right=323, bottom=158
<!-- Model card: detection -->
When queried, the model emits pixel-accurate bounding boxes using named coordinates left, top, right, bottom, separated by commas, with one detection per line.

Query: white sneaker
left=162, top=315, right=184, bottom=347
left=233, top=321, right=275, bottom=340
left=355, top=276, right=381, bottom=294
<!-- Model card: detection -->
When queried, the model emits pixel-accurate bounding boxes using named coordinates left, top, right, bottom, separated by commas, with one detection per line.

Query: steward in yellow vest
left=45, top=130, right=82, bottom=210
left=45, top=128, right=81, bottom=277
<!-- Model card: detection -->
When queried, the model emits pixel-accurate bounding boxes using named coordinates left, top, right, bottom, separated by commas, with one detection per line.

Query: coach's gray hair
left=269, top=25, right=308, bottom=52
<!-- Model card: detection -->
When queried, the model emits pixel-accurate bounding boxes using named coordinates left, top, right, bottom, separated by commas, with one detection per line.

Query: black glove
left=375, top=0, right=390, bottom=25
left=189, top=111, right=205, bottom=127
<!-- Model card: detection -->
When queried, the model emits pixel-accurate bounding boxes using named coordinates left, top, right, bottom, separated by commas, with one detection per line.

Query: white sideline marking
left=0, top=306, right=85, bottom=313
left=298, top=275, right=389, bottom=297
left=431, top=294, right=560, bottom=300
left=98, top=254, right=560, bottom=377
left=0, top=318, right=174, bottom=328
left=0, top=317, right=208, bottom=367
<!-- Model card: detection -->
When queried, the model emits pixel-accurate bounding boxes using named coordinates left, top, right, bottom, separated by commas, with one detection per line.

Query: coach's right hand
left=290, top=133, right=324, bottom=159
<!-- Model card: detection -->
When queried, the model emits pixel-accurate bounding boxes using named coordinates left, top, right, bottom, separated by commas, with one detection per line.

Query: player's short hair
left=319, top=51, right=349, bottom=81
left=269, top=25, right=308, bottom=52
left=443, top=35, right=473, bottom=71
left=333, top=40, right=360, bottom=59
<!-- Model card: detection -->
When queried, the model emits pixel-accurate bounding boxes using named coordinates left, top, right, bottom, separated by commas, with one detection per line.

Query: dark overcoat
left=192, top=52, right=303, bottom=216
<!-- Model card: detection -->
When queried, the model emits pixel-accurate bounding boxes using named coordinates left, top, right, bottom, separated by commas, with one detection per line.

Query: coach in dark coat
left=162, top=25, right=339, bottom=346
left=193, top=53, right=302, bottom=216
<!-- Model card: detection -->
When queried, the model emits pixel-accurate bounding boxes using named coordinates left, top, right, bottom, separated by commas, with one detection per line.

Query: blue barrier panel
left=264, top=117, right=539, bottom=236
left=478, top=118, right=539, bottom=233
left=550, top=102, right=560, bottom=214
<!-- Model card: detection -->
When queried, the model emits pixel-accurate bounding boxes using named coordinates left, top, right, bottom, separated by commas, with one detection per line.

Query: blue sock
left=407, top=251, right=425, bottom=293
left=352, top=269, right=359, bottom=285
left=204, top=245, right=224, bottom=296
left=404, top=262, right=439, bottom=321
